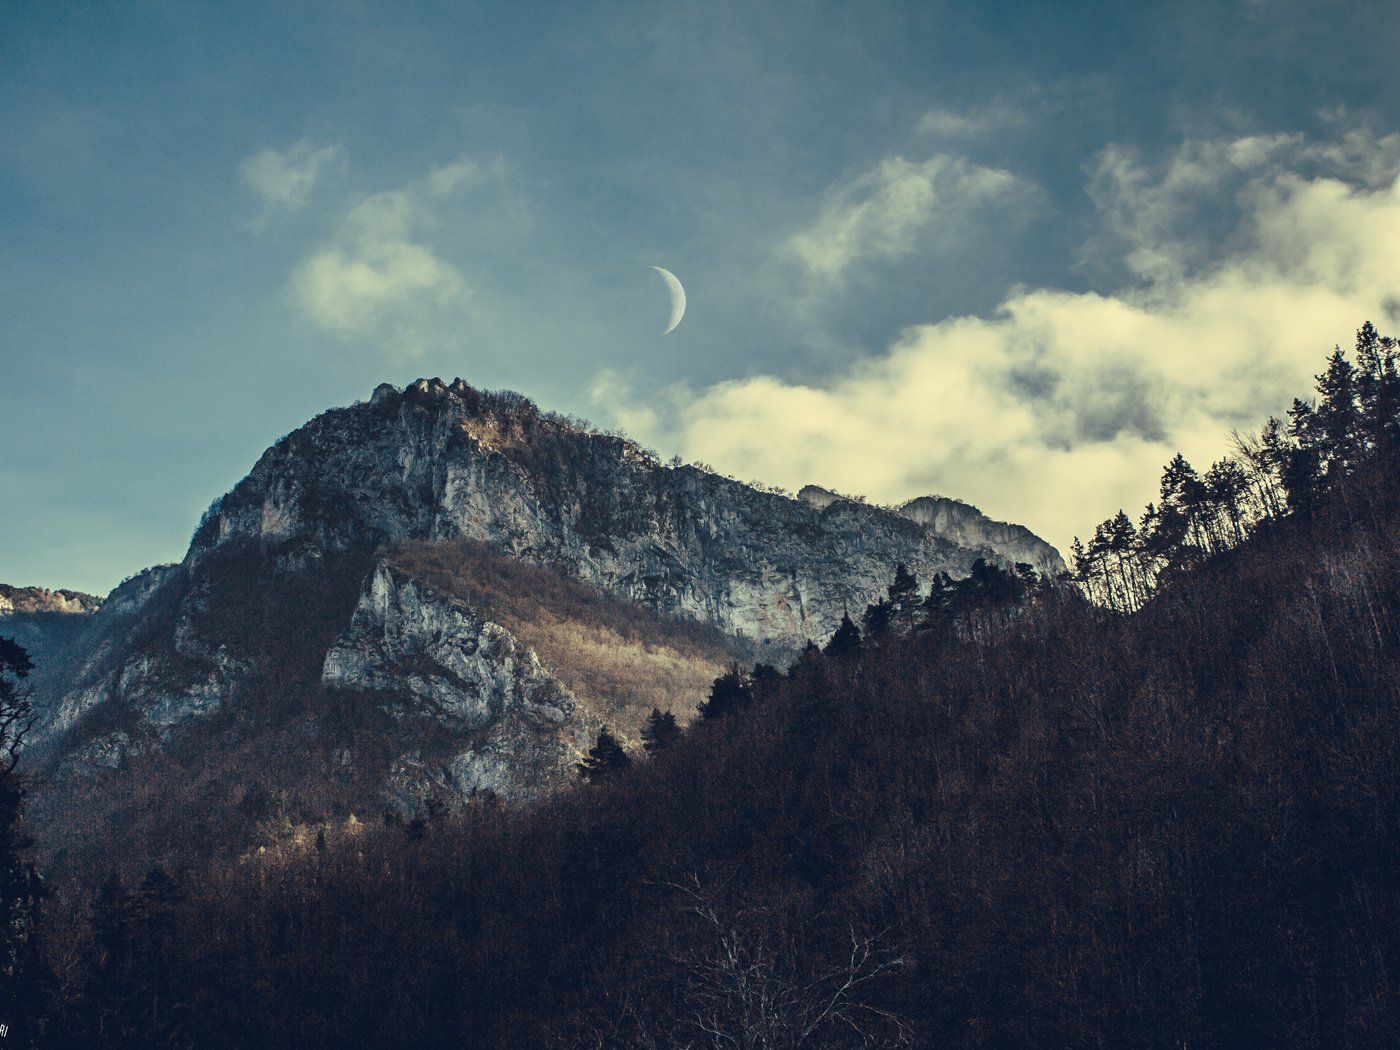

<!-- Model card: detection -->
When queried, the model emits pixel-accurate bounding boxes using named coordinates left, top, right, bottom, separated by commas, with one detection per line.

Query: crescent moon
left=652, top=266, right=686, bottom=335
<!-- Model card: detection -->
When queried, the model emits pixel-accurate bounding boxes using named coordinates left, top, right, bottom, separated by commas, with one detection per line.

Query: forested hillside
left=8, top=324, right=1400, bottom=1049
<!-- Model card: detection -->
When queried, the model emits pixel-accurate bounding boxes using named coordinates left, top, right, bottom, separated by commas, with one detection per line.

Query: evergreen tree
left=823, top=613, right=862, bottom=658
left=1283, top=398, right=1322, bottom=511
left=921, top=571, right=958, bottom=629
left=887, top=563, right=919, bottom=628
left=0, top=637, right=34, bottom=776
left=640, top=708, right=682, bottom=753
left=0, top=637, right=44, bottom=1047
left=134, top=867, right=184, bottom=1039
left=748, top=663, right=783, bottom=703
left=578, top=727, right=631, bottom=781
left=861, top=598, right=892, bottom=640
left=697, top=664, right=752, bottom=720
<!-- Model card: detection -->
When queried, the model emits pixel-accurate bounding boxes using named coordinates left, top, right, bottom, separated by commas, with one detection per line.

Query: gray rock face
left=896, top=496, right=1065, bottom=575
left=797, top=486, right=1065, bottom=577
left=322, top=561, right=588, bottom=804
left=12, top=565, right=184, bottom=748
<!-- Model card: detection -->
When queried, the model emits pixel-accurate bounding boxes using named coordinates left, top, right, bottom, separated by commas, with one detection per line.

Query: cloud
left=597, top=130, right=1400, bottom=556
left=915, top=104, right=1024, bottom=139
left=290, top=159, right=486, bottom=358
left=425, top=157, right=484, bottom=197
left=239, top=141, right=346, bottom=210
left=785, top=153, right=1032, bottom=284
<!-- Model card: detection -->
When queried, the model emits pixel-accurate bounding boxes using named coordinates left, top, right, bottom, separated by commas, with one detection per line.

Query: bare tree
left=664, top=875, right=910, bottom=1050
left=0, top=636, right=34, bottom=777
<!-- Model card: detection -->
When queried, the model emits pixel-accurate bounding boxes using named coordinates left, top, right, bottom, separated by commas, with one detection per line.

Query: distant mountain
left=0, top=584, right=102, bottom=616
left=797, top=485, right=1064, bottom=575
left=21, top=377, right=1060, bottom=875
left=0, top=584, right=105, bottom=721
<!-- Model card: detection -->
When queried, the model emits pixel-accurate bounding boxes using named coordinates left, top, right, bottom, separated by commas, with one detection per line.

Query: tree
left=0, top=637, right=44, bottom=1046
left=578, top=727, right=631, bottom=781
left=698, top=664, right=753, bottom=720
left=640, top=708, right=682, bottom=753
left=860, top=598, right=892, bottom=641
left=0, top=636, right=34, bottom=776
left=823, top=613, right=862, bottom=658
left=749, top=663, right=784, bottom=704
left=887, top=563, right=920, bottom=631
left=134, top=867, right=185, bottom=1039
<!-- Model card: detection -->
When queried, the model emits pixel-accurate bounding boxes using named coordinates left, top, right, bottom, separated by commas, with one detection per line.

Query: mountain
left=797, top=485, right=1066, bottom=574
left=0, top=585, right=102, bottom=617
left=0, top=585, right=104, bottom=723
left=18, top=376, right=1060, bottom=875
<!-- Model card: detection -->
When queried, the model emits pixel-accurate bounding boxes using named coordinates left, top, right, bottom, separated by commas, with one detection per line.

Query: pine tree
left=861, top=598, right=892, bottom=640
left=823, top=613, right=862, bottom=658
left=135, top=867, right=184, bottom=1038
left=886, top=563, right=921, bottom=632
left=578, top=727, right=631, bottom=781
left=748, top=663, right=783, bottom=703
left=640, top=709, right=682, bottom=753
left=698, top=664, right=752, bottom=720
left=922, top=571, right=958, bottom=629
left=0, top=637, right=44, bottom=1047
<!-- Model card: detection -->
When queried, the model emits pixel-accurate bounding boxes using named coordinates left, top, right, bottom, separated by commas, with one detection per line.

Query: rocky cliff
left=895, top=496, right=1066, bottom=575
left=23, top=376, right=1062, bottom=872
left=798, top=486, right=1065, bottom=575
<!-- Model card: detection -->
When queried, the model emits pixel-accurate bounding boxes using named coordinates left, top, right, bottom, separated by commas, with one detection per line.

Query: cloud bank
left=598, top=130, right=1400, bottom=555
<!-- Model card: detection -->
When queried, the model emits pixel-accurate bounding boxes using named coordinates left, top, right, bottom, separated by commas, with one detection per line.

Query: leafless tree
left=663, top=875, right=910, bottom=1050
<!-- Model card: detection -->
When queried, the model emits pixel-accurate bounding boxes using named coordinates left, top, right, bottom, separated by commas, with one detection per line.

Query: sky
left=4, top=0, right=1400, bottom=595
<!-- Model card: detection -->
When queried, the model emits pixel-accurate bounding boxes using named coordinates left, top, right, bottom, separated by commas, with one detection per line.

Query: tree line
left=1074, top=322, right=1400, bottom=611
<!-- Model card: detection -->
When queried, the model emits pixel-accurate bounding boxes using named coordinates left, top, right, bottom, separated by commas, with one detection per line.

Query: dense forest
left=5, top=323, right=1400, bottom=1048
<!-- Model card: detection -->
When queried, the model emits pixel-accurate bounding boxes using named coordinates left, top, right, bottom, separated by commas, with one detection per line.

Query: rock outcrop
left=322, top=561, right=590, bottom=804
left=895, top=496, right=1065, bottom=575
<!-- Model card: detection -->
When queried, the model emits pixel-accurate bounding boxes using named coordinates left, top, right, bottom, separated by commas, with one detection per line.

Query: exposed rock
left=897, top=496, right=1065, bottom=575
left=324, top=562, right=584, bottom=733
left=0, top=584, right=103, bottom=616
left=796, top=484, right=843, bottom=511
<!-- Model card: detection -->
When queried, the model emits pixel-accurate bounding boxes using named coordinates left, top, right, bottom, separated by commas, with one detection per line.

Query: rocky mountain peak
left=25, top=376, right=1068, bottom=867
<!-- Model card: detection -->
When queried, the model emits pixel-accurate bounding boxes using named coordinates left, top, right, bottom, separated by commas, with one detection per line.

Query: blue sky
left=5, top=0, right=1400, bottom=594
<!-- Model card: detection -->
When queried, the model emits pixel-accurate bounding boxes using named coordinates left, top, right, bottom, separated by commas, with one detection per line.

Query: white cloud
left=290, top=166, right=478, bottom=358
left=785, top=153, right=1031, bottom=284
left=239, top=141, right=346, bottom=210
left=426, top=156, right=484, bottom=197
left=915, top=104, right=1024, bottom=139
left=597, top=131, right=1400, bottom=557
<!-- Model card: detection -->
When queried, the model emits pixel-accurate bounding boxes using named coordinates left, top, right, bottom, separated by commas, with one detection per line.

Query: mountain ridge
left=13, top=375, right=1062, bottom=875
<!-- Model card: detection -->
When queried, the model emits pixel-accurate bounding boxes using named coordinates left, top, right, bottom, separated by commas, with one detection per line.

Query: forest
left=3, top=322, right=1400, bottom=1048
